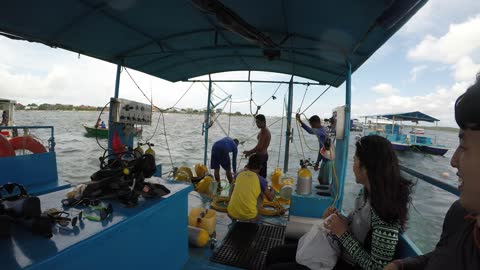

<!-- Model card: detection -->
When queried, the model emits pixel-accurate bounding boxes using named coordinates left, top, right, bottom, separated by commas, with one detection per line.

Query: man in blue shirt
left=211, top=137, right=239, bottom=185
left=296, top=113, right=332, bottom=188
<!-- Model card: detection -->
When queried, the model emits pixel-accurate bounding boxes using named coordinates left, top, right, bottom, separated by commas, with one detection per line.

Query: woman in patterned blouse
left=266, top=135, right=413, bottom=270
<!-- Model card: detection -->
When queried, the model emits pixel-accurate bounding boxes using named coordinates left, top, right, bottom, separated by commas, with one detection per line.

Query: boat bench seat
left=0, top=152, right=70, bottom=195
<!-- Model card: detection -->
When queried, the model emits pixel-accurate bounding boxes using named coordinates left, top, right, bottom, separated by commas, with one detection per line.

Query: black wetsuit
left=395, top=200, right=479, bottom=270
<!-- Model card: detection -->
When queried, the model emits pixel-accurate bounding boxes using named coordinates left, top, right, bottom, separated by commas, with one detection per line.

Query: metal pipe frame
left=108, top=64, right=122, bottom=156
left=0, top=125, right=55, bottom=152
left=283, top=76, right=294, bottom=173
left=185, top=79, right=325, bottom=86
left=203, top=75, right=213, bottom=165
left=336, top=61, right=351, bottom=210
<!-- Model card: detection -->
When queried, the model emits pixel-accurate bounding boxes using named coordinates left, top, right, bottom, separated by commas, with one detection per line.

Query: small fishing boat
left=410, top=135, right=449, bottom=156
left=83, top=124, right=142, bottom=139
left=363, top=111, right=449, bottom=156
left=83, top=124, right=108, bottom=138
left=391, top=141, right=411, bottom=151
left=409, top=127, right=425, bottom=134
left=350, top=119, right=363, bottom=132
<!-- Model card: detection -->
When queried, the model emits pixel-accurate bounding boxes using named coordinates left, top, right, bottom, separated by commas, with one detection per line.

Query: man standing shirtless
left=243, top=114, right=271, bottom=178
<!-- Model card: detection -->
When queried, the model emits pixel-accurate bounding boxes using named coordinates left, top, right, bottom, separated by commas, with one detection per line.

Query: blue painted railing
left=0, top=125, right=55, bottom=152
left=399, top=165, right=460, bottom=196
left=396, top=165, right=460, bottom=257
left=0, top=125, right=68, bottom=194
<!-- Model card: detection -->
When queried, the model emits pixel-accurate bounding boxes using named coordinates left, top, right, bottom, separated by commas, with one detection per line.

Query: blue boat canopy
left=0, top=0, right=427, bottom=86
left=368, top=111, right=440, bottom=123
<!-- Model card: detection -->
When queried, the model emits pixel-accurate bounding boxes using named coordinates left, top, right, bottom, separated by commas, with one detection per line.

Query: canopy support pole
left=108, top=64, right=122, bottom=157
left=114, top=64, right=121, bottom=98
left=203, top=75, right=213, bottom=165
left=335, top=61, right=351, bottom=210
left=283, top=76, right=294, bottom=173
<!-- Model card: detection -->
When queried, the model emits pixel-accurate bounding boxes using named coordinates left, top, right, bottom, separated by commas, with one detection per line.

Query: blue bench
left=0, top=152, right=70, bottom=195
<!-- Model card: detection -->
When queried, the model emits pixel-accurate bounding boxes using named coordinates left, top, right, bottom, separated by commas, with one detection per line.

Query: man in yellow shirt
left=227, top=154, right=275, bottom=221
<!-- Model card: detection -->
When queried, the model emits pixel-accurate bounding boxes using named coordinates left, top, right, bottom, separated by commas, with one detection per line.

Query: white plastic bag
left=295, top=222, right=340, bottom=270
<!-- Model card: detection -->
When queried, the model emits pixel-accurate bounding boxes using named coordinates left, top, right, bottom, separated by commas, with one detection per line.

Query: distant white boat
left=409, top=128, right=425, bottom=135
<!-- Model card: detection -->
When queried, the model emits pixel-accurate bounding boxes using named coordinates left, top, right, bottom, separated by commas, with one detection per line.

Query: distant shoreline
left=404, top=125, right=459, bottom=133
left=16, top=109, right=253, bottom=117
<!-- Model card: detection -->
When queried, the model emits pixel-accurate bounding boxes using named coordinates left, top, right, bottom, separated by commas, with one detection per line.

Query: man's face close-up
left=451, top=129, right=480, bottom=212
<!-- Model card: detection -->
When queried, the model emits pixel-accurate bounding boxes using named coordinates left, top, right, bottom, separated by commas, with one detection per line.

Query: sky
left=1, top=0, right=480, bottom=127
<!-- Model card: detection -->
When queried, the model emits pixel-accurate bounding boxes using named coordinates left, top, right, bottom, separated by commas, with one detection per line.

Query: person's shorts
left=211, top=146, right=231, bottom=171
left=257, top=153, right=268, bottom=178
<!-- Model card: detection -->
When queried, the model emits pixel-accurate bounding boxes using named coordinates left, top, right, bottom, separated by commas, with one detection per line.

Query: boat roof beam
left=185, top=79, right=325, bottom=86
left=196, top=9, right=252, bottom=71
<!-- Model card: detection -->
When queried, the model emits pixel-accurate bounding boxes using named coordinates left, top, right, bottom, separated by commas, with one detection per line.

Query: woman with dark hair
left=266, top=135, right=413, bottom=270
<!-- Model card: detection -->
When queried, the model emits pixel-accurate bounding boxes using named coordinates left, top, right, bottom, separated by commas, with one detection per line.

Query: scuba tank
left=296, top=160, right=312, bottom=195
left=278, top=175, right=294, bottom=200
left=144, top=142, right=155, bottom=156
left=134, top=141, right=154, bottom=159
left=270, top=168, right=283, bottom=192
left=133, top=142, right=144, bottom=159
left=188, top=226, right=210, bottom=248
left=196, top=175, right=215, bottom=195
left=174, top=166, right=193, bottom=182
left=194, top=164, right=208, bottom=178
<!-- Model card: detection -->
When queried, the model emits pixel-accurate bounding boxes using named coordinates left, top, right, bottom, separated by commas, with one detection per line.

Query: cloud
left=0, top=35, right=297, bottom=116
left=407, top=14, right=480, bottom=86
left=0, top=36, right=224, bottom=109
left=408, top=15, right=480, bottom=64
left=401, top=0, right=480, bottom=36
left=410, top=65, right=427, bottom=81
left=453, top=57, right=480, bottom=81
left=353, top=81, right=470, bottom=127
left=371, top=83, right=400, bottom=96
left=0, top=58, right=116, bottom=106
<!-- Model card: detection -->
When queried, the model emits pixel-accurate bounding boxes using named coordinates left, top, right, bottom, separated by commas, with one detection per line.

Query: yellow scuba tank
left=188, top=226, right=210, bottom=248
left=195, top=164, right=208, bottom=178
left=188, top=208, right=217, bottom=235
left=270, top=168, right=283, bottom=192
left=145, top=142, right=155, bottom=156
left=297, top=166, right=312, bottom=195
left=196, top=175, right=214, bottom=195
left=175, top=166, right=193, bottom=181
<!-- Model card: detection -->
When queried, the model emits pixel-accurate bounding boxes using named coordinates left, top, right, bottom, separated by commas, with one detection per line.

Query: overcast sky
left=1, top=0, right=480, bottom=127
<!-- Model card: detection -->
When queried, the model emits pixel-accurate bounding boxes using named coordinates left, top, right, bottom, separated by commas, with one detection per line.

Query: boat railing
left=0, top=125, right=67, bottom=194
left=397, top=165, right=459, bottom=257
left=399, top=165, right=459, bottom=196
left=0, top=125, right=55, bottom=152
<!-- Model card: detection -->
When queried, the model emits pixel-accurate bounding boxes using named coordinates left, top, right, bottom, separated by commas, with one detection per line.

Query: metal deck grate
left=211, top=222, right=285, bottom=270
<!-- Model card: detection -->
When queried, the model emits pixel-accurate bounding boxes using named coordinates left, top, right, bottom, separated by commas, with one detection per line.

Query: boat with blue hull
left=410, top=135, right=449, bottom=156
left=364, top=111, right=449, bottom=156
left=0, top=1, right=460, bottom=269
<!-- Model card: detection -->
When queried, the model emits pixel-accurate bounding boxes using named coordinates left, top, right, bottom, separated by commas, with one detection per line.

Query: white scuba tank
left=296, top=167, right=312, bottom=195
left=278, top=175, right=294, bottom=200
